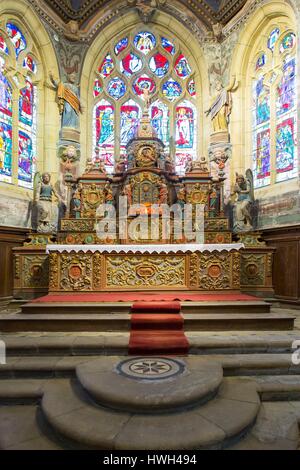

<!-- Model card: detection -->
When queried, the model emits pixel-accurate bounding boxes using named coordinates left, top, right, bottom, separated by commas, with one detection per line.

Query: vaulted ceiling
left=42, top=0, right=248, bottom=30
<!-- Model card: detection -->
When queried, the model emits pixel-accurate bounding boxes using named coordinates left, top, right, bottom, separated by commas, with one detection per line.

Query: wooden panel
left=263, top=225, right=300, bottom=303
left=0, top=226, right=28, bottom=304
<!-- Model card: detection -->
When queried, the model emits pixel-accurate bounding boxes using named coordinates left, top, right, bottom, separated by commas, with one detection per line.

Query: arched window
left=252, top=27, right=297, bottom=188
left=92, top=30, right=198, bottom=174
left=0, top=22, right=38, bottom=188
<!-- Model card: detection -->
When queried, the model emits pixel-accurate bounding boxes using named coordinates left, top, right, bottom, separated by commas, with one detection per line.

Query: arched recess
left=81, top=10, right=209, bottom=173
left=0, top=0, right=60, bottom=200
left=229, top=0, right=298, bottom=199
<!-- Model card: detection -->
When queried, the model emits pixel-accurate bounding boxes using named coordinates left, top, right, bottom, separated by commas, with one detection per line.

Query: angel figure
left=205, top=76, right=239, bottom=133
left=231, top=170, right=254, bottom=232
left=34, top=172, right=61, bottom=232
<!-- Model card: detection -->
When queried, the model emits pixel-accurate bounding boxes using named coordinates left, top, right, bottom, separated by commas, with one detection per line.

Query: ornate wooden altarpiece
left=13, top=112, right=274, bottom=299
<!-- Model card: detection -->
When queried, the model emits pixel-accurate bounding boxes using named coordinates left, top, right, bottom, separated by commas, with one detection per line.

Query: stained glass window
left=0, top=57, right=13, bottom=183
left=150, top=100, right=170, bottom=148
left=256, top=53, right=266, bottom=71
left=93, top=78, right=103, bottom=98
left=267, top=28, right=280, bottom=51
left=161, top=37, right=175, bottom=55
left=175, top=101, right=197, bottom=174
left=93, top=31, right=198, bottom=170
left=174, top=54, right=191, bottom=79
left=133, top=75, right=156, bottom=97
left=115, top=37, right=128, bottom=56
left=0, top=36, right=9, bottom=55
left=99, top=54, right=114, bottom=78
left=120, top=53, right=143, bottom=77
left=23, top=55, right=37, bottom=74
left=149, top=53, right=169, bottom=78
left=6, top=23, right=27, bottom=57
left=162, top=79, right=182, bottom=102
left=94, top=100, right=115, bottom=173
left=134, top=32, right=156, bottom=55
left=120, top=100, right=141, bottom=155
left=252, top=28, right=297, bottom=187
left=280, top=33, right=296, bottom=54
left=187, top=79, right=196, bottom=97
left=18, top=78, right=37, bottom=188
left=107, top=77, right=126, bottom=100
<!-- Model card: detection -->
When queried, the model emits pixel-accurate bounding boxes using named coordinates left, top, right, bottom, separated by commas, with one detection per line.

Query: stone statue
left=34, top=172, right=61, bottom=233
left=176, top=184, right=186, bottom=210
left=50, top=72, right=82, bottom=129
left=205, top=77, right=239, bottom=133
left=123, top=182, right=133, bottom=206
left=142, top=87, right=151, bottom=113
left=159, top=182, right=168, bottom=204
left=71, top=188, right=82, bottom=219
left=231, top=170, right=254, bottom=232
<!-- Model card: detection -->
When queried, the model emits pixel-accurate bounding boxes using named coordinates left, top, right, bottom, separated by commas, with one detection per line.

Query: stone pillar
left=208, top=133, right=232, bottom=203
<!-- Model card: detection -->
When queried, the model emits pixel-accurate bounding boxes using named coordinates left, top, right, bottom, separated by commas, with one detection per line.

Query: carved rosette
left=189, top=253, right=199, bottom=288
left=106, top=255, right=186, bottom=288
left=60, top=253, right=93, bottom=291
left=81, top=184, right=105, bottom=218
left=49, top=253, right=59, bottom=290
left=23, top=256, right=49, bottom=288
left=240, top=253, right=265, bottom=287
left=199, top=251, right=231, bottom=290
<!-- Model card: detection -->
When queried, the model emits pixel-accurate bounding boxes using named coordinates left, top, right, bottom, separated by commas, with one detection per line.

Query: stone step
left=1, top=332, right=299, bottom=356
left=21, top=300, right=271, bottom=316
left=0, top=312, right=294, bottom=332
left=229, top=401, right=300, bottom=450
left=0, top=405, right=63, bottom=450
left=41, top=376, right=260, bottom=449
left=0, top=353, right=299, bottom=379
left=76, top=357, right=223, bottom=413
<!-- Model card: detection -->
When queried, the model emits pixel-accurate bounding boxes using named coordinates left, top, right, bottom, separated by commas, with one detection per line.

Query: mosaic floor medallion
left=117, top=357, right=185, bottom=380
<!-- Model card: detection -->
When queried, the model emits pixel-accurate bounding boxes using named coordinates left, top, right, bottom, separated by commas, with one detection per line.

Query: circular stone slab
left=76, top=356, right=223, bottom=413
left=118, top=357, right=185, bottom=381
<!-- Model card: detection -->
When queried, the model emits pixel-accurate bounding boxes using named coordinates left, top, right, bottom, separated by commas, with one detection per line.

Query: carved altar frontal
left=47, top=245, right=242, bottom=293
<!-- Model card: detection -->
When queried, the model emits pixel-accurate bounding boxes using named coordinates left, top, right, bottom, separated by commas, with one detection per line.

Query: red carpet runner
left=129, top=301, right=189, bottom=355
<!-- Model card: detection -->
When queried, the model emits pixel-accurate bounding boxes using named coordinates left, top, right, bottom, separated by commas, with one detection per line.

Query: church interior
left=0, top=0, right=300, bottom=451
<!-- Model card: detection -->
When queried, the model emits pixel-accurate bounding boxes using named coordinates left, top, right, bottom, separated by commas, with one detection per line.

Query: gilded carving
left=93, top=253, right=102, bottom=289
left=205, top=219, right=229, bottom=231
left=187, top=184, right=210, bottom=206
left=60, top=253, right=93, bottom=291
left=106, top=256, right=186, bottom=288
left=240, top=254, right=264, bottom=286
left=49, top=253, right=59, bottom=290
left=205, top=232, right=232, bottom=244
left=60, top=219, right=96, bottom=232
left=199, top=252, right=231, bottom=290
left=81, top=184, right=105, bottom=218
left=23, top=256, right=49, bottom=288
left=14, top=255, right=21, bottom=280
left=232, top=252, right=241, bottom=289
left=189, top=253, right=199, bottom=288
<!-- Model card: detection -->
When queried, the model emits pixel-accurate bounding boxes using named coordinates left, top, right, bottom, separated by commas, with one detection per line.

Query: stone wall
left=0, top=195, right=31, bottom=229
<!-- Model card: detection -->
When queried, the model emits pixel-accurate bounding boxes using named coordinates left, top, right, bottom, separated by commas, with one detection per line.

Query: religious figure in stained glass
left=121, top=54, right=143, bottom=77
left=108, top=77, right=126, bottom=100
left=50, top=72, right=82, bottom=130
left=276, top=118, right=295, bottom=174
left=6, top=23, right=27, bottom=57
left=96, top=103, right=114, bottom=146
left=0, top=122, right=12, bottom=179
left=121, top=102, right=141, bottom=148
left=255, top=77, right=270, bottom=125
left=134, top=32, right=156, bottom=55
left=255, top=129, right=271, bottom=180
left=99, top=54, right=114, bottom=78
left=18, top=130, right=33, bottom=183
left=151, top=102, right=169, bottom=144
left=176, top=106, right=194, bottom=148
left=276, top=58, right=295, bottom=116
left=149, top=53, right=169, bottom=78
left=19, top=80, right=34, bottom=127
left=175, top=54, right=191, bottom=79
left=162, top=79, right=182, bottom=101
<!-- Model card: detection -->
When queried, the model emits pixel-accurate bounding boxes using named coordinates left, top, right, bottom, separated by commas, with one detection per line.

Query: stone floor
left=0, top=305, right=299, bottom=450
